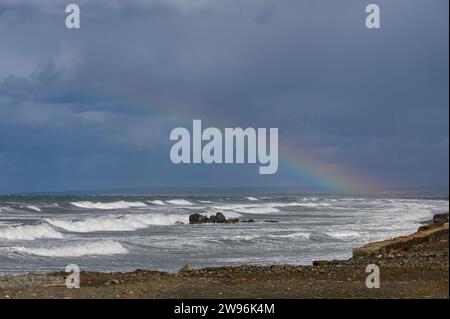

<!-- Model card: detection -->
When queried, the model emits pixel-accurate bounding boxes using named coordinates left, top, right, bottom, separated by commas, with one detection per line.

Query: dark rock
left=189, top=212, right=238, bottom=224
left=189, top=213, right=208, bottom=224
left=241, top=219, right=255, bottom=223
left=215, top=212, right=226, bottom=223
left=433, top=213, right=449, bottom=223
left=264, top=220, right=279, bottom=223
left=313, top=260, right=331, bottom=266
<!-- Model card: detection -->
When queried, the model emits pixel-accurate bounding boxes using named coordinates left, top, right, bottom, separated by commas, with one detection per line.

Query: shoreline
left=0, top=214, right=448, bottom=299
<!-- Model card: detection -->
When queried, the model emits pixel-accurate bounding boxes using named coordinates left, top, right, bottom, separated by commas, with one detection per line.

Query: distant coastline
left=2, top=186, right=449, bottom=198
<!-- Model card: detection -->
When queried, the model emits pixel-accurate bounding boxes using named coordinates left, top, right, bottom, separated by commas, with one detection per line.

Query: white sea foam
left=25, top=205, right=42, bottom=212
left=221, top=203, right=287, bottom=214
left=325, top=231, right=361, bottom=239
left=0, top=223, right=63, bottom=240
left=45, top=213, right=188, bottom=232
left=148, top=200, right=166, bottom=206
left=234, top=206, right=280, bottom=214
left=302, top=197, right=318, bottom=201
left=13, top=240, right=127, bottom=257
left=298, top=203, right=332, bottom=208
left=166, top=199, right=194, bottom=206
left=221, top=235, right=260, bottom=242
left=268, top=232, right=311, bottom=240
left=0, top=206, right=18, bottom=214
left=213, top=201, right=303, bottom=215
left=272, top=202, right=305, bottom=208
left=70, top=201, right=147, bottom=209
left=221, top=211, right=242, bottom=218
left=245, top=197, right=259, bottom=201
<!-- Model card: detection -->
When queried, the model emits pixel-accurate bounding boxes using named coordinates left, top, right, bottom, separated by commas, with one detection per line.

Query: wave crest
left=166, top=199, right=194, bottom=206
left=12, top=240, right=127, bottom=257
left=45, top=213, right=188, bottom=232
left=70, top=201, right=147, bottom=209
left=0, top=223, right=63, bottom=240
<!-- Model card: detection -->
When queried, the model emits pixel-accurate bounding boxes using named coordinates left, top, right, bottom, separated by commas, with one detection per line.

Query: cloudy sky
left=0, top=0, right=448, bottom=194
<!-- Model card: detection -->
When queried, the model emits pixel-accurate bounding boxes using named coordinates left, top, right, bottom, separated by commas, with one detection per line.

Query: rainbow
left=278, top=145, right=383, bottom=193
left=132, top=109, right=384, bottom=193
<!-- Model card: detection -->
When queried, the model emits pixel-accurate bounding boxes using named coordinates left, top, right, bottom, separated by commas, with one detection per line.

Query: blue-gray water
left=0, top=195, right=448, bottom=275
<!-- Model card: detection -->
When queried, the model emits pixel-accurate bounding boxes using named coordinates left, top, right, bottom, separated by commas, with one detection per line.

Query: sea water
left=0, top=194, right=448, bottom=275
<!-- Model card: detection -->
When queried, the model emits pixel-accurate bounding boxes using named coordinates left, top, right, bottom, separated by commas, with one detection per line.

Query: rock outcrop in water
left=189, top=212, right=239, bottom=224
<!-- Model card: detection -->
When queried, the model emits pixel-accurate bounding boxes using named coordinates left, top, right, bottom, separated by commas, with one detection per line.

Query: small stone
left=179, top=264, right=193, bottom=272
left=313, top=260, right=331, bottom=266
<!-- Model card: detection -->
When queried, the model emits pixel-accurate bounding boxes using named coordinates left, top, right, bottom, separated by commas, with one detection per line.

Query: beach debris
left=104, top=279, right=121, bottom=285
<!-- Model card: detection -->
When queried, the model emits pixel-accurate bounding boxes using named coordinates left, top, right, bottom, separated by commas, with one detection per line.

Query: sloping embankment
left=353, top=213, right=449, bottom=258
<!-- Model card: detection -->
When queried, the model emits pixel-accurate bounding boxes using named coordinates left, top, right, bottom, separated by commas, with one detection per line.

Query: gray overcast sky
left=0, top=0, right=448, bottom=193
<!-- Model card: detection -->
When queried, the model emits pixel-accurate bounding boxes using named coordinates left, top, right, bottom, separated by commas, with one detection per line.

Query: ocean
left=0, top=194, right=448, bottom=275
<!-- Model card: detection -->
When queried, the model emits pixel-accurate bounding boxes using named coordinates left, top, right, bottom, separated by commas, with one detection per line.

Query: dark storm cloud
left=0, top=0, right=448, bottom=193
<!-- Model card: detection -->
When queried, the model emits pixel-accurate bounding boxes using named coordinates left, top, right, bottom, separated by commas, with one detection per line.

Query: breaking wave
left=213, top=202, right=305, bottom=215
left=70, top=201, right=147, bottom=209
left=268, top=232, right=311, bottom=240
left=325, top=231, right=361, bottom=239
left=215, top=204, right=281, bottom=215
left=0, top=223, right=63, bottom=240
left=12, top=240, right=128, bottom=257
left=219, top=234, right=260, bottom=243
left=166, top=199, right=194, bottom=206
left=25, top=205, right=42, bottom=212
left=45, top=213, right=188, bottom=232
left=234, top=206, right=280, bottom=214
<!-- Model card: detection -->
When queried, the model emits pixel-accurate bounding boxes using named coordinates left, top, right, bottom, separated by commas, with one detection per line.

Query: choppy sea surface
left=0, top=194, right=448, bottom=275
